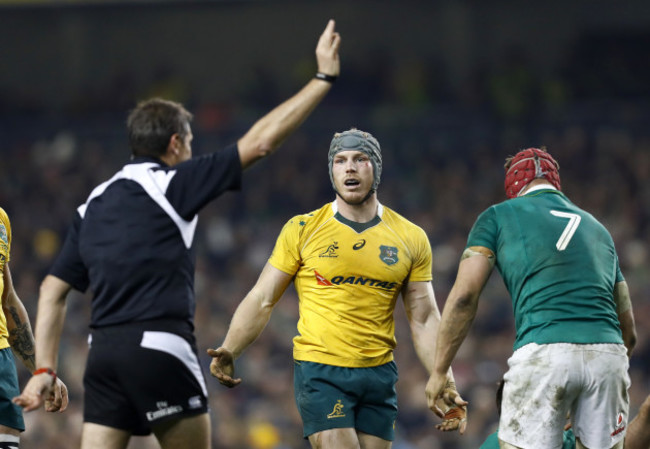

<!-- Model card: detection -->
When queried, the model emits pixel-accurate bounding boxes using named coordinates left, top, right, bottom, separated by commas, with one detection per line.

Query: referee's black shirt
left=50, top=144, right=242, bottom=329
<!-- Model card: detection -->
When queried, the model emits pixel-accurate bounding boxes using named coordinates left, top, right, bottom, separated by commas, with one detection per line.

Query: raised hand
left=315, top=19, right=341, bottom=77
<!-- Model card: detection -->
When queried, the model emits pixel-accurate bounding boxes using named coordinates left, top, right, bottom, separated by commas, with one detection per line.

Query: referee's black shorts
left=84, top=320, right=209, bottom=435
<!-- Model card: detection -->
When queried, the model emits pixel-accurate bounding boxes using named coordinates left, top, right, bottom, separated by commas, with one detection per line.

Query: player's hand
left=45, top=378, right=69, bottom=412
left=315, top=19, right=341, bottom=77
left=425, top=372, right=448, bottom=415
left=435, top=402, right=468, bottom=434
left=13, top=371, right=67, bottom=413
left=425, top=373, right=468, bottom=434
left=207, top=347, right=242, bottom=388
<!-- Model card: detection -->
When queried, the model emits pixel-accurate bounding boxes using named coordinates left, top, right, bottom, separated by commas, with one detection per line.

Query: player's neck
left=334, top=195, right=379, bottom=223
left=519, top=179, right=556, bottom=196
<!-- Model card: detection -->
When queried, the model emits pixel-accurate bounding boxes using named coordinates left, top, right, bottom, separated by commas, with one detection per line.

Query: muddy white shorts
left=499, top=343, right=630, bottom=449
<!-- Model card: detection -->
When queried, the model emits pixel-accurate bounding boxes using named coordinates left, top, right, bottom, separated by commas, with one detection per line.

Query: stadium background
left=1, top=0, right=649, bottom=447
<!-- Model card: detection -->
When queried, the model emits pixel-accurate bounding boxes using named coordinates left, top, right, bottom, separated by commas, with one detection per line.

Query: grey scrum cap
left=328, top=128, right=382, bottom=191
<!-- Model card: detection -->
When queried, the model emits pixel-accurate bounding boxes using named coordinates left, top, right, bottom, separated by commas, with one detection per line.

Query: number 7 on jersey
left=550, top=210, right=581, bottom=251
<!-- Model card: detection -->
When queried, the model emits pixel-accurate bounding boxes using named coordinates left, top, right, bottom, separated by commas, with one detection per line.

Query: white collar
left=519, top=183, right=557, bottom=196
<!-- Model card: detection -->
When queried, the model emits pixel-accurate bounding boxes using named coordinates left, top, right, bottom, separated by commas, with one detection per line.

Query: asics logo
left=353, top=239, right=366, bottom=250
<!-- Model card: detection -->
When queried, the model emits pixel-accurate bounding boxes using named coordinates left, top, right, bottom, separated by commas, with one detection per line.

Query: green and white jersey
left=467, top=187, right=623, bottom=350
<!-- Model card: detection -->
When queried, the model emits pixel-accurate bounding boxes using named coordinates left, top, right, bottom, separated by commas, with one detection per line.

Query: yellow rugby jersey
left=0, top=207, right=12, bottom=350
left=269, top=201, right=433, bottom=368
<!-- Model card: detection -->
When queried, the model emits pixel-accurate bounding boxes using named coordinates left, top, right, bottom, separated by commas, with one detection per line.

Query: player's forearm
left=433, top=293, right=477, bottom=376
left=433, top=256, right=489, bottom=375
left=2, top=265, right=36, bottom=370
left=614, top=281, right=637, bottom=357
left=237, top=79, right=332, bottom=168
left=4, top=297, right=36, bottom=371
left=412, top=319, right=458, bottom=385
left=618, top=309, right=637, bottom=357
left=409, top=309, right=441, bottom=375
left=221, top=292, right=274, bottom=360
left=34, top=275, right=70, bottom=370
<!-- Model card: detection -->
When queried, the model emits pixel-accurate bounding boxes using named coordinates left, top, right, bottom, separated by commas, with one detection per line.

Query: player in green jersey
left=426, top=147, right=636, bottom=449
left=209, top=129, right=466, bottom=449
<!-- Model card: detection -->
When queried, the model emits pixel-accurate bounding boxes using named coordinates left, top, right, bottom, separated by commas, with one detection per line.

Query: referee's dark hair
left=127, top=98, right=194, bottom=158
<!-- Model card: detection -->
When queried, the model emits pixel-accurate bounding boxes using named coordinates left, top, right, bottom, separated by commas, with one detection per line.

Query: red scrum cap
left=504, top=147, right=561, bottom=198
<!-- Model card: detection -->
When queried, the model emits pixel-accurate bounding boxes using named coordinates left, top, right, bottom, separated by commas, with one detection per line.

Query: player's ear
left=167, top=133, right=182, bottom=156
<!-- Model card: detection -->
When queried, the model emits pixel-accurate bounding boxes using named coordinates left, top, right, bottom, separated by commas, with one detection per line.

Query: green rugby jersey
left=467, top=188, right=623, bottom=350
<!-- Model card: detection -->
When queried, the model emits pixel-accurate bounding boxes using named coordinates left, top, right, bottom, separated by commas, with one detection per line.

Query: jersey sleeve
left=165, top=143, right=243, bottom=220
left=614, top=254, right=624, bottom=283
left=0, top=207, right=11, bottom=265
left=49, top=212, right=90, bottom=292
left=0, top=207, right=11, bottom=267
left=408, top=226, right=433, bottom=282
left=268, top=216, right=303, bottom=276
left=466, top=206, right=498, bottom=252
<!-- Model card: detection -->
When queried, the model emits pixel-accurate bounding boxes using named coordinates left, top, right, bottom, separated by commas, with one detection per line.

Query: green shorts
left=293, top=360, right=398, bottom=440
left=0, top=347, right=24, bottom=431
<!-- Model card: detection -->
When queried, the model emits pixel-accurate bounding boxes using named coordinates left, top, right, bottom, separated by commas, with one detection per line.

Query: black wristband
left=315, top=72, right=337, bottom=83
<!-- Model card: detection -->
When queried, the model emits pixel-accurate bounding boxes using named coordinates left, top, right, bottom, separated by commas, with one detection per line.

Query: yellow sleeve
left=268, top=216, right=303, bottom=276
left=407, top=225, right=433, bottom=282
left=0, top=207, right=11, bottom=265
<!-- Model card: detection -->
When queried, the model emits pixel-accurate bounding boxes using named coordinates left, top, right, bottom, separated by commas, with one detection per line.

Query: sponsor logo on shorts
left=188, top=396, right=202, bottom=409
left=146, top=401, right=183, bottom=422
left=327, top=399, right=346, bottom=419
left=611, top=411, right=626, bottom=437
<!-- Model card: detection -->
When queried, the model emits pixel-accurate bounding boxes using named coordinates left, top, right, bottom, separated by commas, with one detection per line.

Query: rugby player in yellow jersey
left=208, top=129, right=467, bottom=449
left=0, top=208, right=68, bottom=447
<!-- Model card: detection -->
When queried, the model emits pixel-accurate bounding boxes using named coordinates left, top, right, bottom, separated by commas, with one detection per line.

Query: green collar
left=334, top=212, right=381, bottom=233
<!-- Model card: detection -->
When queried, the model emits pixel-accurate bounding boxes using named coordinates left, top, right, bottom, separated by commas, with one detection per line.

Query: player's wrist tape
left=33, top=367, right=57, bottom=383
left=315, top=72, right=337, bottom=83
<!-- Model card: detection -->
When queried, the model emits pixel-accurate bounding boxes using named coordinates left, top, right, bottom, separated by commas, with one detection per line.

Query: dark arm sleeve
left=165, top=143, right=243, bottom=220
left=49, top=212, right=90, bottom=292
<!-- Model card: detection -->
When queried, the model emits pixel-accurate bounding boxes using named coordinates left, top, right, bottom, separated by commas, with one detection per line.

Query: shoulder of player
left=0, top=207, right=9, bottom=248
left=380, top=206, right=427, bottom=237
left=0, top=207, right=9, bottom=229
left=283, top=203, right=332, bottom=230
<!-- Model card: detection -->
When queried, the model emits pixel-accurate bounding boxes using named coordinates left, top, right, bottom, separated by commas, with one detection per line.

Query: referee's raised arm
left=237, top=19, right=341, bottom=169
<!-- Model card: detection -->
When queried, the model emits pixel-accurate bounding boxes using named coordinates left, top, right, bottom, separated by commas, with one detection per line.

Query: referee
left=14, top=19, right=341, bottom=449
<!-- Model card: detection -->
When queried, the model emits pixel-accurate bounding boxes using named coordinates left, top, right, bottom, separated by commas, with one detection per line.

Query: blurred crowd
left=1, top=28, right=649, bottom=449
